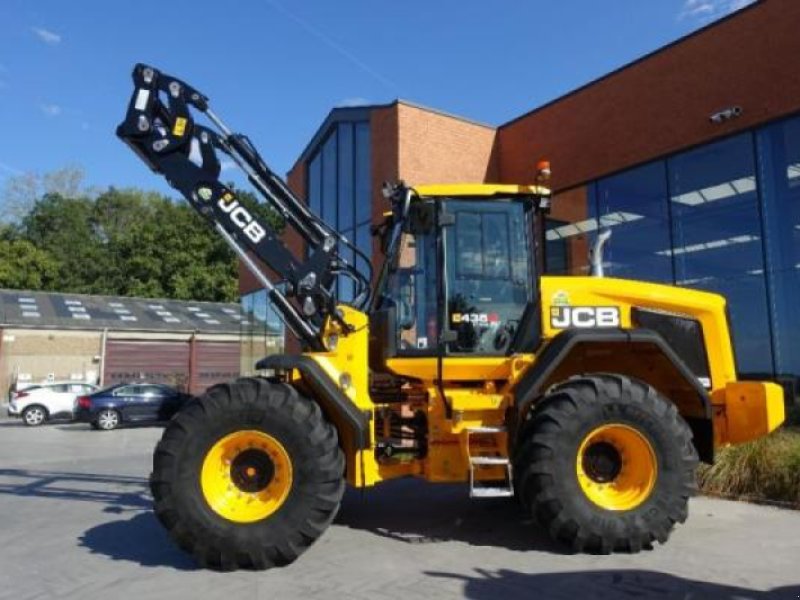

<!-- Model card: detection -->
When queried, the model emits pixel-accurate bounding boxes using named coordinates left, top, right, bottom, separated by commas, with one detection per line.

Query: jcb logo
left=218, top=196, right=266, bottom=244
left=550, top=306, right=620, bottom=329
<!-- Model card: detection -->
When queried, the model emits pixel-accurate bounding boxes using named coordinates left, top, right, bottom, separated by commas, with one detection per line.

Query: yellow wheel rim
left=200, top=430, right=293, bottom=523
left=576, top=423, right=657, bottom=511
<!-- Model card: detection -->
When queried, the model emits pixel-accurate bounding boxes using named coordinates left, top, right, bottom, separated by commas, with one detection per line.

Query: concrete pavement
left=0, top=419, right=798, bottom=600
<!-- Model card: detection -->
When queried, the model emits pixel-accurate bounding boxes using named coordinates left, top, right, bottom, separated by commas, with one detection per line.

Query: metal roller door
left=191, top=342, right=241, bottom=394
left=103, top=340, right=190, bottom=389
left=103, top=339, right=240, bottom=394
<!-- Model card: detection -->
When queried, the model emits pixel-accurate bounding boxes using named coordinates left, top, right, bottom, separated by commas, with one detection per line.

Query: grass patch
left=698, top=428, right=800, bottom=507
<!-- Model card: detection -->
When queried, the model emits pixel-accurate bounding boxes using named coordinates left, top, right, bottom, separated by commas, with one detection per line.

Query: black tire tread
left=150, top=377, right=345, bottom=571
left=513, top=373, right=698, bottom=554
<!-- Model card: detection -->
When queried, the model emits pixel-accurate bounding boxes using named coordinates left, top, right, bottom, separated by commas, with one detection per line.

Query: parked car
left=8, top=381, right=99, bottom=426
left=75, top=383, right=191, bottom=430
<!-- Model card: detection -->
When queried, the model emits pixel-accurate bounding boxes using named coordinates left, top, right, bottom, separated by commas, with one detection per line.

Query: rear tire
left=150, top=377, right=345, bottom=571
left=514, top=374, right=698, bottom=553
left=22, top=405, right=48, bottom=427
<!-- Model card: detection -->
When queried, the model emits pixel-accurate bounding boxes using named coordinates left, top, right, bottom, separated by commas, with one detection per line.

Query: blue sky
left=0, top=0, right=754, bottom=194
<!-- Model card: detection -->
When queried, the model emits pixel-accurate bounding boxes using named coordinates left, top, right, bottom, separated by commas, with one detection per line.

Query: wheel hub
left=576, top=423, right=658, bottom=511
left=582, top=441, right=622, bottom=483
left=230, top=449, right=275, bottom=493
left=200, top=430, right=293, bottom=523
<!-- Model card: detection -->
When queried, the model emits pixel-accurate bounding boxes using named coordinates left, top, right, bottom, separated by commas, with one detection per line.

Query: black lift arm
left=117, top=64, right=372, bottom=351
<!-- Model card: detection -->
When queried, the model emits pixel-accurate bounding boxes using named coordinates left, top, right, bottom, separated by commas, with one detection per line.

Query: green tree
left=20, top=193, right=109, bottom=294
left=0, top=236, right=58, bottom=289
left=8, top=172, right=285, bottom=303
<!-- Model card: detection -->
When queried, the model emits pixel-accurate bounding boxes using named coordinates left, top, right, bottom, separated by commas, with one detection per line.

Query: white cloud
left=39, top=103, right=62, bottom=117
left=31, top=27, right=62, bottom=45
left=220, top=159, right=236, bottom=171
left=337, top=97, right=370, bottom=108
left=678, top=0, right=755, bottom=22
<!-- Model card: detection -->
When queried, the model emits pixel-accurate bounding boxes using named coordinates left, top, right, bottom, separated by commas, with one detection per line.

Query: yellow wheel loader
left=117, top=64, right=785, bottom=570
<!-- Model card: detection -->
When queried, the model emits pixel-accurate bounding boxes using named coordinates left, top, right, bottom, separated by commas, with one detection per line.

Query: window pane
left=596, top=161, right=672, bottom=282
left=669, top=133, right=772, bottom=376
left=483, top=213, right=511, bottom=278
left=322, top=131, right=337, bottom=229
left=356, top=223, right=372, bottom=264
left=338, top=242, right=355, bottom=302
left=382, top=210, right=438, bottom=354
left=337, top=123, right=354, bottom=233
left=308, top=154, right=322, bottom=218
left=455, top=212, right=483, bottom=277
left=545, top=184, right=597, bottom=275
left=355, top=122, right=371, bottom=226
left=757, top=114, right=800, bottom=380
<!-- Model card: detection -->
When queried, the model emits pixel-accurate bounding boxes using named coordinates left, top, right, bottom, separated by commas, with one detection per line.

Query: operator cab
left=370, top=184, right=550, bottom=371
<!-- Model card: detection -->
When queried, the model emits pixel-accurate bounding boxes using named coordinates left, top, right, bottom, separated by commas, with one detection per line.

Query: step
left=470, top=487, right=514, bottom=499
left=470, top=456, right=510, bottom=466
left=466, top=426, right=507, bottom=434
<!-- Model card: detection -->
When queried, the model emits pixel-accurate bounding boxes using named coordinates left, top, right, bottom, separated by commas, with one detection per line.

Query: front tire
left=150, top=377, right=345, bottom=571
left=514, top=374, right=698, bottom=553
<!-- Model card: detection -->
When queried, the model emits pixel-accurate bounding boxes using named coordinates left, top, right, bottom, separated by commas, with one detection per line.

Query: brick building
left=240, top=0, right=800, bottom=386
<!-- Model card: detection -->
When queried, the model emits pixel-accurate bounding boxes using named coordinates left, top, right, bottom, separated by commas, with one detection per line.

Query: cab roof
left=413, top=183, right=551, bottom=198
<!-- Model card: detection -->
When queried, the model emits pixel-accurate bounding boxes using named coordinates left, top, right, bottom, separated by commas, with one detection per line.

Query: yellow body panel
left=540, top=276, right=739, bottom=387
left=719, top=381, right=785, bottom=444
left=537, top=275, right=784, bottom=446
left=385, top=355, right=533, bottom=382
left=287, top=276, right=782, bottom=489
left=414, top=183, right=551, bottom=198
left=287, top=306, right=381, bottom=487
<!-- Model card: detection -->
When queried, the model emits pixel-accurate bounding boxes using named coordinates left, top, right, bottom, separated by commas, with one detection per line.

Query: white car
left=8, top=382, right=99, bottom=426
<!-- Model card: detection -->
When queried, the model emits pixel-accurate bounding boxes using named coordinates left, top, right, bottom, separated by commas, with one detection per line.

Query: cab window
left=382, top=205, right=439, bottom=354
left=445, top=199, right=534, bottom=355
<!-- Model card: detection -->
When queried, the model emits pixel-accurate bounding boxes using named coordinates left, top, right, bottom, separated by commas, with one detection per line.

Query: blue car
left=75, top=383, right=191, bottom=430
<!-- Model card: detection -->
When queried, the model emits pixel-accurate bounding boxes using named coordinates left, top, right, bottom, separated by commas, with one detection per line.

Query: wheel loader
left=117, top=64, right=785, bottom=570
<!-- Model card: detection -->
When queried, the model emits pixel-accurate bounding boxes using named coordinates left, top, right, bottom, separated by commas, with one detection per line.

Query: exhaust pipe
left=590, top=228, right=612, bottom=277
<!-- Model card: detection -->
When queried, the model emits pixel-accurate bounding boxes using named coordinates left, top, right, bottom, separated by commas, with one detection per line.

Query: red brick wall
left=370, top=105, right=401, bottom=279
left=396, top=102, right=497, bottom=185
left=498, top=0, right=800, bottom=191
left=367, top=102, right=499, bottom=274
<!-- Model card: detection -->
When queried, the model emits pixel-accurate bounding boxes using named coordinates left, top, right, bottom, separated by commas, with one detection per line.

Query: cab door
left=442, top=199, right=536, bottom=356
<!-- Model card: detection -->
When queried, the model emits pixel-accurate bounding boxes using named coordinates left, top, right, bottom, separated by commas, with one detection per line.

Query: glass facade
left=241, top=112, right=372, bottom=344
left=546, top=113, right=800, bottom=382
left=239, top=289, right=284, bottom=375
left=307, top=119, right=372, bottom=301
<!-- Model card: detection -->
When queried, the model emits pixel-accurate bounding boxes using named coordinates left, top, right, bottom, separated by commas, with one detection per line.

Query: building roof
left=0, top=289, right=269, bottom=335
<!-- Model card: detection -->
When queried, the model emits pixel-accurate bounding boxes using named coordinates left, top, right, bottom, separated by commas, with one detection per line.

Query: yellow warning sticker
left=173, top=117, right=187, bottom=137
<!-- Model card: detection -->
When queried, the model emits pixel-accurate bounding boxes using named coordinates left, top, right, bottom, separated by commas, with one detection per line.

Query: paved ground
left=0, top=417, right=799, bottom=600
